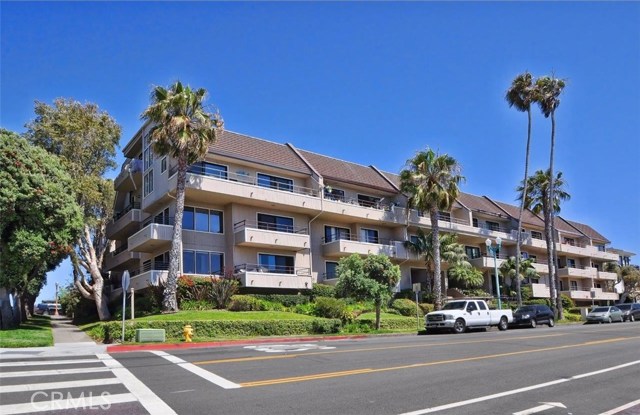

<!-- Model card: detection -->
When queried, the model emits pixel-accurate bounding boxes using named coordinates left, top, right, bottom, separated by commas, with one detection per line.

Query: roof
left=553, top=217, right=585, bottom=237
left=561, top=218, right=610, bottom=244
left=298, top=149, right=397, bottom=193
left=208, top=130, right=313, bottom=175
left=488, top=198, right=545, bottom=228
left=456, top=193, right=510, bottom=219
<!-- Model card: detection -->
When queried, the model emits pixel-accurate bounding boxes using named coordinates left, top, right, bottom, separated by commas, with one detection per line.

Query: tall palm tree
left=400, top=149, right=464, bottom=310
left=141, top=81, right=224, bottom=312
left=505, top=72, right=537, bottom=307
left=499, top=256, right=538, bottom=294
left=535, top=75, right=566, bottom=318
left=518, top=170, right=570, bottom=318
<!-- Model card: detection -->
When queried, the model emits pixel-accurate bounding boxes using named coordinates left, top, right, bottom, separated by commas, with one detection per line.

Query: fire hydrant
left=183, top=324, right=193, bottom=342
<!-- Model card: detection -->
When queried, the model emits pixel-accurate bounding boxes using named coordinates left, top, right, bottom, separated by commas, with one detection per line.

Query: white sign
left=413, top=283, right=421, bottom=293
left=122, top=270, right=130, bottom=292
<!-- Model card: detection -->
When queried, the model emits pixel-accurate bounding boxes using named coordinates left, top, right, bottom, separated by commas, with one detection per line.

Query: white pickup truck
left=425, top=299, right=513, bottom=334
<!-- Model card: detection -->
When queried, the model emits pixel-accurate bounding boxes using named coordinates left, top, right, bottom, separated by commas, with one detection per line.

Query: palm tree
left=518, top=169, right=570, bottom=319
left=535, top=75, right=566, bottom=318
left=400, top=149, right=464, bottom=310
left=506, top=72, right=537, bottom=307
left=499, top=256, right=539, bottom=294
left=141, top=81, right=224, bottom=312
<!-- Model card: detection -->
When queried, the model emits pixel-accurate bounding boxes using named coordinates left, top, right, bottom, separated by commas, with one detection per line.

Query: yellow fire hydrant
left=183, top=324, right=193, bottom=342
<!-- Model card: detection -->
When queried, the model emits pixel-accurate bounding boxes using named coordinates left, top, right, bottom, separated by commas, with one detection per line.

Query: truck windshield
left=442, top=301, right=466, bottom=310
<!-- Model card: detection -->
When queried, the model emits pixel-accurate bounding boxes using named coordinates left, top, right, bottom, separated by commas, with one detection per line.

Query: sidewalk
left=0, top=315, right=107, bottom=359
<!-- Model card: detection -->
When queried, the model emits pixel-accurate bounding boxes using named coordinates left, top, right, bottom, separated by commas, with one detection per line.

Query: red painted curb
left=106, top=334, right=369, bottom=353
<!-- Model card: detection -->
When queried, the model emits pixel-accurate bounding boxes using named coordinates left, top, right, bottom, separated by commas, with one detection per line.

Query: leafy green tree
left=335, top=254, right=400, bottom=329
left=506, top=72, right=537, bottom=307
left=0, top=130, right=83, bottom=327
left=534, top=75, right=566, bottom=318
left=518, top=169, right=570, bottom=319
left=25, top=99, right=121, bottom=321
left=605, top=263, right=640, bottom=303
left=448, top=266, right=484, bottom=290
left=498, top=256, right=539, bottom=294
left=141, top=81, right=224, bottom=312
left=400, top=149, right=464, bottom=310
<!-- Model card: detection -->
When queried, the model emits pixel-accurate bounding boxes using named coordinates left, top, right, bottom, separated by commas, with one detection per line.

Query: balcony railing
left=321, top=235, right=393, bottom=245
left=233, top=264, right=311, bottom=276
left=324, top=194, right=396, bottom=212
left=112, top=243, right=129, bottom=256
left=141, top=215, right=174, bottom=228
left=113, top=202, right=141, bottom=222
left=233, top=220, right=308, bottom=235
left=474, top=223, right=512, bottom=233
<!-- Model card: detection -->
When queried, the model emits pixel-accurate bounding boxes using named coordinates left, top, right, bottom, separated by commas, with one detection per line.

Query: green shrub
left=180, top=300, right=213, bottom=311
left=568, top=307, right=583, bottom=315
left=178, top=276, right=214, bottom=304
left=311, top=284, right=336, bottom=299
left=91, top=318, right=341, bottom=343
left=356, top=318, right=417, bottom=331
left=314, top=297, right=349, bottom=320
left=228, top=295, right=264, bottom=311
left=293, top=302, right=316, bottom=315
left=391, top=298, right=419, bottom=317
left=211, top=275, right=239, bottom=309
left=561, top=294, right=575, bottom=310
left=524, top=298, right=551, bottom=306
left=418, top=303, right=434, bottom=314
left=563, top=313, right=582, bottom=322
left=394, top=289, right=415, bottom=300
left=259, top=300, right=285, bottom=312
left=520, top=286, right=533, bottom=302
left=252, top=294, right=310, bottom=307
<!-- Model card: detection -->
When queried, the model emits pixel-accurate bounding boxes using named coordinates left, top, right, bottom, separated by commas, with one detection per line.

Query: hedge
left=251, top=294, right=311, bottom=307
left=90, top=319, right=342, bottom=343
left=356, top=317, right=417, bottom=330
left=391, top=299, right=420, bottom=317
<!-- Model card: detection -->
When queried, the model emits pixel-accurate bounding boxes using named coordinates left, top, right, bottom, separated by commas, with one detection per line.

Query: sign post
left=413, top=283, right=421, bottom=331
left=121, top=271, right=130, bottom=343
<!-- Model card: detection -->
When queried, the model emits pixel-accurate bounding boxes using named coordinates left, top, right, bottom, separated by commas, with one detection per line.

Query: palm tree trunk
left=163, top=156, right=187, bottom=312
left=543, top=200, right=557, bottom=317
left=548, top=111, right=563, bottom=320
left=375, top=299, right=381, bottom=330
left=515, top=108, right=533, bottom=307
left=430, top=209, right=442, bottom=310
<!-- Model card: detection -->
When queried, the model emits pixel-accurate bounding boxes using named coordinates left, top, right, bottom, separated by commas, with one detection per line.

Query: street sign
left=413, top=283, right=421, bottom=293
left=122, top=270, right=130, bottom=292
left=121, top=270, right=130, bottom=343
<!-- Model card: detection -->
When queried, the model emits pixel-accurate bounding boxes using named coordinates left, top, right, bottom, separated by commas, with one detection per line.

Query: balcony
left=321, top=236, right=397, bottom=258
left=585, top=246, right=619, bottom=261
left=128, top=217, right=174, bottom=253
left=557, top=265, right=597, bottom=279
left=468, top=253, right=509, bottom=269
left=511, top=230, right=547, bottom=249
left=562, top=288, right=618, bottom=301
left=104, top=244, right=141, bottom=271
left=322, top=195, right=405, bottom=224
left=531, top=283, right=550, bottom=298
left=233, top=220, right=310, bottom=250
left=597, top=270, right=618, bottom=281
left=233, top=264, right=313, bottom=290
left=108, top=261, right=168, bottom=299
left=107, top=203, right=142, bottom=239
left=114, top=158, right=143, bottom=191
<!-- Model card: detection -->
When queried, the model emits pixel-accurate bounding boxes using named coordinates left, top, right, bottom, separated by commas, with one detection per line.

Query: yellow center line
left=193, top=333, right=567, bottom=365
left=239, top=336, right=638, bottom=388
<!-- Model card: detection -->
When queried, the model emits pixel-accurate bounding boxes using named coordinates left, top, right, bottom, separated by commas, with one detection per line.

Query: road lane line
left=1, top=366, right=111, bottom=378
left=240, top=336, right=637, bottom=387
left=0, top=392, right=136, bottom=414
left=149, top=350, right=241, bottom=389
left=0, top=358, right=100, bottom=367
left=194, top=333, right=568, bottom=365
left=97, top=353, right=177, bottom=414
left=397, top=359, right=640, bottom=415
left=0, top=378, right=121, bottom=393
left=599, top=399, right=640, bottom=415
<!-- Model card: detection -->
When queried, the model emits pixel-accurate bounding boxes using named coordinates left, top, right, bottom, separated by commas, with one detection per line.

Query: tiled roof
left=562, top=218, right=610, bottom=244
left=298, top=149, right=397, bottom=193
left=488, top=199, right=545, bottom=228
left=553, top=217, right=584, bottom=237
left=209, top=131, right=313, bottom=175
left=456, top=193, right=510, bottom=219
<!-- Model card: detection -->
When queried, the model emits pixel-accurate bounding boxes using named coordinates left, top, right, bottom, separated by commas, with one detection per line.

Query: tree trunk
left=375, top=299, right=381, bottom=330
left=514, top=108, right=533, bottom=307
left=20, top=292, right=32, bottom=321
left=548, top=111, right=563, bottom=320
left=430, top=209, right=442, bottom=310
left=544, top=201, right=557, bottom=318
left=163, top=155, right=187, bottom=313
left=0, top=288, right=18, bottom=329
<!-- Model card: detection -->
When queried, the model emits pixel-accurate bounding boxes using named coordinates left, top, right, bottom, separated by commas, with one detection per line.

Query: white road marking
left=149, top=350, right=241, bottom=389
left=513, top=402, right=567, bottom=415
left=0, top=358, right=100, bottom=367
left=599, top=399, right=640, bottom=415
left=0, top=392, right=136, bottom=414
left=0, top=377, right=121, bottom=393
left=1, top=366, right=111, bottom=378
left=97, top=353, right=177, bottom=414
left=244, top=343, right=336, bottom=353
left=397, top=359, right=640, bottom=415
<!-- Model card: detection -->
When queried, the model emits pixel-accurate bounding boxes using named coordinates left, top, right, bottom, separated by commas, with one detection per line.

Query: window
left=486, top=221, right=500, bottom=232
left=438, top=211, right=451, bottom=222
left=564, top=238, right=575, bottom=246
left=567, top=258, right=576, bottom=268
left=257, top=173, right=293, bottom=192
left=531, top=231, right=543, bottom=240
left=182, top=206, right=223, bottom=233
left=478, top=301, right=487, bottom=310
left=154, top=252, right=169, bottom=269
left=357, top=194, right=381, bottom=208
left=465, top=246, right=481, bottom=259
left=559, top=280, right=564, bottom=291
left=143, top=132, right=153, bottom=171
left=189, top=162, right=227, bottom=179
left=410, top=235, right=420, bottom=245
left=324, top=226, right=350, bottom=242
left=183, top=250, right=224, bottom=275
left=160, top=157, right=167, bottom=173
left=521, top=251, right=529, bottom=259
left=154, top=208, right=170, bottom=225
left=570, top=280, right=578, bottom=291
left=325, top=261, right=339, bottom=280
left=144, top=171, right=153, bottom=196
left=360, top=228, right=379, bottom=244
left=324, top=187, right=345, bottom=201
left=258, top=254, right=294, bottom=274
left=257, top=213, right=294, bottom=233
left=529, top=255, right=537, bottom=262
left=473, top=218, right=478, bottom=227
left=597, top=245, right=606, bottom=252
left=466, top=302, right=478, bottom=312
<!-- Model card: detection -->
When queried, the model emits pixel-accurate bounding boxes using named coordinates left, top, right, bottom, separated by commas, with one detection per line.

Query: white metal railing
left=233, top=263, right=311, bottom=276
left=233, top=220, right=308, bottom=235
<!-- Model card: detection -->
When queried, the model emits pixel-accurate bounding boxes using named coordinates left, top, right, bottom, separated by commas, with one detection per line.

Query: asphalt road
left=109, top=322, right=640, bottom=415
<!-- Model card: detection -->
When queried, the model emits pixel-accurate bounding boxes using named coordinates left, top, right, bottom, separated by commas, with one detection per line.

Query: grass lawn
left=0, top=315, right=54, bottom=348
left=357, top=312, right=416, bottom=320
left=132, top=310, right=317, bottom=321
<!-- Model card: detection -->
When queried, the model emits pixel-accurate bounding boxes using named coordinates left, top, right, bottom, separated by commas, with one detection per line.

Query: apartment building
left=104, top=126, right=632, bottom=306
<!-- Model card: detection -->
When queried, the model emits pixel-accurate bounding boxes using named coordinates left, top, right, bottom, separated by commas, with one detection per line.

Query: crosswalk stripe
left=97, top=353, right=177, bottom=415
left=0, top=358, right=100, bottom=367
left=0, top=377, right=121, bottom=393
left=1, top=367, right=111, bottom=378
left=149, top=350, right=241, bottom=390
left=0, top=392, right=136, bottom=414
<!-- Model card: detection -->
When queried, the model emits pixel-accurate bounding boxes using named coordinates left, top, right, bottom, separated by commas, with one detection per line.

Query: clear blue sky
left=2, top=2, right=638, bottom=302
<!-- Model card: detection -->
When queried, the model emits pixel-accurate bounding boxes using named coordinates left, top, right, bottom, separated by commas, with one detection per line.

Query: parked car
left=47, top=304, right=62, bottom=315
left=615, top=303, right=640, bottom=322
left=510, top=304, right=555, bottom=328
left=425, top=299, right=513, bottom=334
left=34, top=303, right=49, bottom=315
left=585, top=306, right=623, bottom=324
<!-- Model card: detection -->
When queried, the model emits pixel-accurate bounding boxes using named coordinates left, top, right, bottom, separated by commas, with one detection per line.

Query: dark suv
left=615, top=303, right=640, bottom=322
left=511, top=304, right=555, bottom=328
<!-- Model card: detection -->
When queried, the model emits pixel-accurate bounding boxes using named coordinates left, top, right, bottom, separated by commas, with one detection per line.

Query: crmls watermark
left=30, top=391, right=112, bottom=411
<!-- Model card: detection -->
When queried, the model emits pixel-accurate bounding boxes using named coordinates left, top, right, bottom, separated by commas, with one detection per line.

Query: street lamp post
left=486, top=237, right=502, bottom=310
left=54, top=282, right=59, bottom=316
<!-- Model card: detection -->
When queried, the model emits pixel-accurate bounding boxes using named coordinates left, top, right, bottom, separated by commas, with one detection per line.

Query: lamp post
left=54, top=282, right=59, bottom=316
left=486, top=237, right=502, bottom=310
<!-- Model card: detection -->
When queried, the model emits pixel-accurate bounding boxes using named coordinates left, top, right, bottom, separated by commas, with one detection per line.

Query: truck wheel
left=548, top=318, right=555, bottom=327
left=498, top=316, right=508, bottom=331
left=453, top=319, right=466, bottom=334
left=530, top=319, right=537, bottom=328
